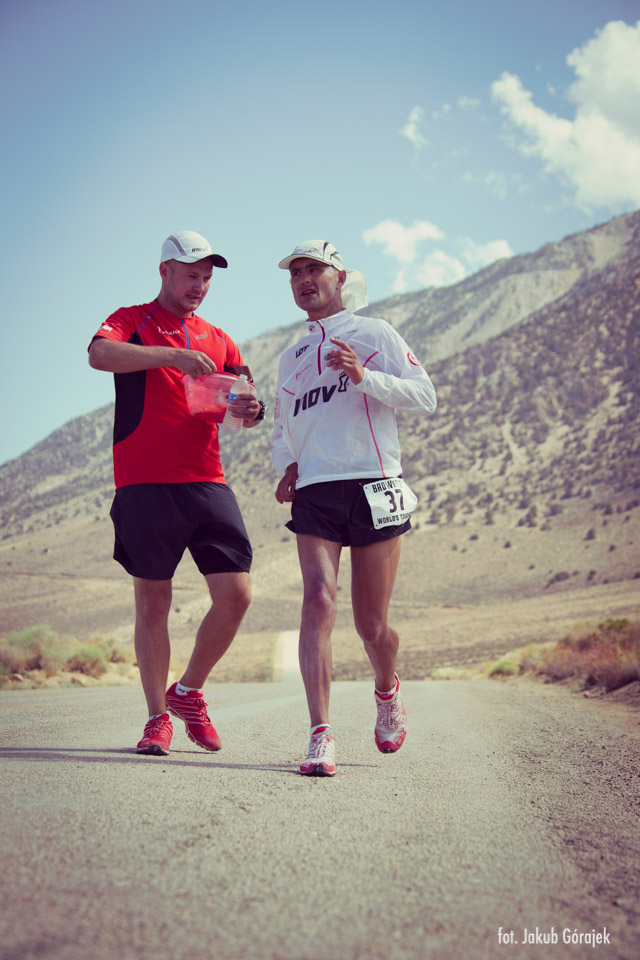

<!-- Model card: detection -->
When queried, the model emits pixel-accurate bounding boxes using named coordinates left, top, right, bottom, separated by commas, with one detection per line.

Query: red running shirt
left=91, top=301, right=243, bottom=489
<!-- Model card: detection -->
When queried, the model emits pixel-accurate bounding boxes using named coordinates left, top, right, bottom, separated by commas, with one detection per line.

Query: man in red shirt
left=89, top=230, right=265, bottom=756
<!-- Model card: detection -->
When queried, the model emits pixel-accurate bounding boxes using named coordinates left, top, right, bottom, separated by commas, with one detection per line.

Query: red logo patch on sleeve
left=407, top=351, right=421, bottom=366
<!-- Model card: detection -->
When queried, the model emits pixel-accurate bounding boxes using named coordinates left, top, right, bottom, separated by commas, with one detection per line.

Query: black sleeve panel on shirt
left=112, top=332, right=147, bottom=447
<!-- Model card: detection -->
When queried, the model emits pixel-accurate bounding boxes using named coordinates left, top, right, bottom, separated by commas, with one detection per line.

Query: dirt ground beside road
left=1, top=507, right=638, bottom=687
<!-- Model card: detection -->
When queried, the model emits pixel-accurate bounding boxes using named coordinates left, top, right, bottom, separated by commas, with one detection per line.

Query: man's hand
left=173, top=350, right=218, bottom=379
left=227, top=395, right=262, bottom=426
left=324, top=337, right=364, bottom=384
left=275, top=463, right=298, bottom=503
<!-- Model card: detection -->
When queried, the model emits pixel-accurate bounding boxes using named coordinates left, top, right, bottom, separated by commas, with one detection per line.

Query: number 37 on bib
left=362, top=478, right=418, bottom=530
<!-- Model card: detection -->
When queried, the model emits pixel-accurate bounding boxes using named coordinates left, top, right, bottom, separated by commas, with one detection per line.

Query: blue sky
left=1, top=0, right=639, bottom=464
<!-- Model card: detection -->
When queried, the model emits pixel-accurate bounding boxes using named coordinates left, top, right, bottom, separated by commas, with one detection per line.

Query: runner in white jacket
left=272, top=239, right=436, bottom=777
left=272, top=308, right=436, bottom=487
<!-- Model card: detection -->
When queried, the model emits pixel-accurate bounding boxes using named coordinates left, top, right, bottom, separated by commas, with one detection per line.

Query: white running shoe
left=299, top=726, right=336, bottom=777
left=374, top=675, right=407, bottom=753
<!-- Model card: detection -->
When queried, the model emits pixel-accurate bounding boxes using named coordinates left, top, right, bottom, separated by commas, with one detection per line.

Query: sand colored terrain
left=1, top=491, right=638, bottom=685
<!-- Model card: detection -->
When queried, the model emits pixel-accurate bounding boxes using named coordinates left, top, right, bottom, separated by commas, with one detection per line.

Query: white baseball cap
left=278, top=239, right=369, bottom=313
left=161, top=230, right=228, bottom=268
left=278, top=239, right=343, bottom=271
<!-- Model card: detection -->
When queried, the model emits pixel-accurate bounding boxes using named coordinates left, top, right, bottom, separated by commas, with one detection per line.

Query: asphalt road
left=1, top=656, right=639, bottom=960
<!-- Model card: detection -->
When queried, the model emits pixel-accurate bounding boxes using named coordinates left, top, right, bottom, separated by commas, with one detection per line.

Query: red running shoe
left=136, top=713, right=173, bottom=756
left=299, top=726, right=336, bottom=777
left=374, top=675, right=407, bottom=753
left=165, top=683, right=222, bottom=751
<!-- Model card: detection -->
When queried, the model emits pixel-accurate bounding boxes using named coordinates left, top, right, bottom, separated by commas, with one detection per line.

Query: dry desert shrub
left=0, top=624, right=75, bottom=678
left=488, top=642, right=551, bottom=678
left=541, top=618, right=640, bottom=691
left=65, top=643, right=110, bottom=679
left=0, top=625, right=134, bottom=686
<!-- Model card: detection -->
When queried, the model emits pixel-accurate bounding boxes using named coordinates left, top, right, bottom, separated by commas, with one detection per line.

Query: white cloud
left=566, top=20, right=640, bottom=138
left=363, top=219, right=512, bottom=291
left=417, top=251, right=467, bottom=288
left=484, top=171, right=509, bottom=200
left=362, top=219, right=443, bottom=264
left=431, top=103, right=452, bottom=121
left=389, top=268, right=411, bottom=294
left=400, top=106, right=428, bottom=153
left=459, top=238, right=513, bottom=271
left=457, top=96, right=481, bottom=111
left=491, top=20, right=640, bottom=212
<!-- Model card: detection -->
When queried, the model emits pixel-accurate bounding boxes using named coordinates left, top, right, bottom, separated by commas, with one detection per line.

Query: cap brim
left=173, top=253, right=228, bottom=268
left=278, top=252, right=331, bottom=270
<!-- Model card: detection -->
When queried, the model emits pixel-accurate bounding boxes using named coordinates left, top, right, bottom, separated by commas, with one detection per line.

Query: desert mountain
left=1, top=211, right=638, bottom=673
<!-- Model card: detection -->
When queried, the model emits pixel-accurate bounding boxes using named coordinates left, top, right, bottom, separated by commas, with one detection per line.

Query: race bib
left=363, top=478, right=418, bottom=529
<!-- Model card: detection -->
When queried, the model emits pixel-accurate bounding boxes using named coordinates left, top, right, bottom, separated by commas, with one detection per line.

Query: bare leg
left=296, top=535, right=342, bottom=727
left=351, top=536, right=403, bottom=691
left=133, top=572, right=250, bottom=715
left=133, top=577, right=173, bottom=717
left=180, top=571, right=251, bottom=688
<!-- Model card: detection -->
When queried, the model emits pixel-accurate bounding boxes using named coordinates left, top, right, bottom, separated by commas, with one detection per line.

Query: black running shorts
left=286, top=478, right=410, bottom=547
left=110, top=482, right=253, bottom=580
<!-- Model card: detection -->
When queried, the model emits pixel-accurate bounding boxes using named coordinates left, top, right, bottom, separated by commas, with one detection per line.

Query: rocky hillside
left=238, top=209, right=638, bottom=392
left=363, top=210, right=637, bottom=364
left=1, top=210, right=639, bottom=546
left=1, top=212, right=638, bottom=665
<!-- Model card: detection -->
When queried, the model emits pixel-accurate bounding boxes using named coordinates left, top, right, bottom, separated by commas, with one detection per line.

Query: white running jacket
left=271, top=309, right=437, bottom=488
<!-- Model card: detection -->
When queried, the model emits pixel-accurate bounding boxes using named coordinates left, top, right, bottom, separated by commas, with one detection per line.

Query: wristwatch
left=253, top=400, right=267, bottom=421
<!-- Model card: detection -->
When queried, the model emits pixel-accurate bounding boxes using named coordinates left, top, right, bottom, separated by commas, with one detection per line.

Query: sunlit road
left=1, top=654, right=638, bottom=960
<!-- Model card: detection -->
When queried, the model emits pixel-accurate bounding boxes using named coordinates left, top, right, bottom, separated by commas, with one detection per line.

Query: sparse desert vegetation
left=0, top=623, right=280, bottom=689
left=0, top=211, right=638, bottom=700
left=487, top=618, right=640, bottom=693
left=0, top=624, right=137, bottom=688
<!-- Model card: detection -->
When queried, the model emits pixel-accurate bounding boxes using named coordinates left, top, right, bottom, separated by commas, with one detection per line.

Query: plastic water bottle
left=221, top=374, right=252, bottom=434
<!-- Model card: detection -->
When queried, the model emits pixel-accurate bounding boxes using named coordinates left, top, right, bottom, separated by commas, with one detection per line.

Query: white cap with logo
left=161, top=230, right=228, bottom=269
left=278, top=239, right=368, bottom=313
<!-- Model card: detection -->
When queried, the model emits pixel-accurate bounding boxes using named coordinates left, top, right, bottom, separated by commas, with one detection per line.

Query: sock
left=175, top=681, right=200, bottom=696
left=376, top=680, right=398, bottom=699
left=311, top=723, right=332, bottom=736
left=148, top=713, right=164, bottom=720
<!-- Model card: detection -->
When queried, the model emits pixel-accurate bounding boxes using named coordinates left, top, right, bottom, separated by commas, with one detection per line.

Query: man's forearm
left=88, top=338, right=217, bottom=378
